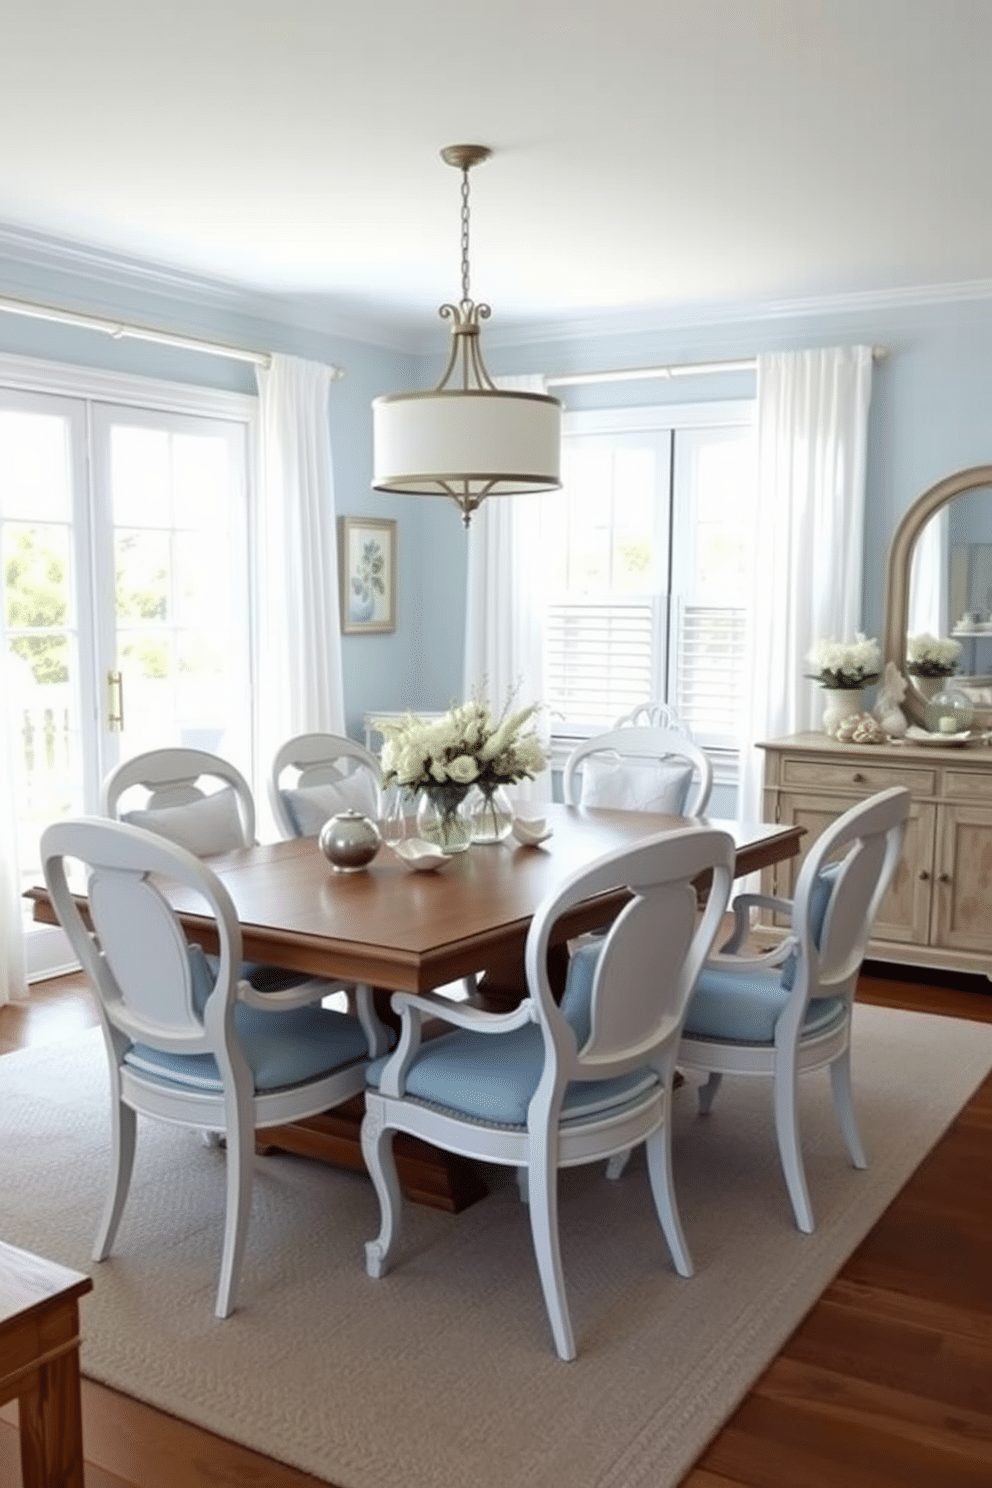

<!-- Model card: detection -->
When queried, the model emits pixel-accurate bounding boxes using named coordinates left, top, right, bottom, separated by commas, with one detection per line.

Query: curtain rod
left=546, top=346, right=888, bottom=388
left=0, top=292, right=344, bottom=378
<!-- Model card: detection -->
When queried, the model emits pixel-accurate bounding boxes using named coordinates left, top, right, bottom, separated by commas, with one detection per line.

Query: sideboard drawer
left=942, top=764, right=992, bottom=802
left=777, top=757, right=936, bottom=796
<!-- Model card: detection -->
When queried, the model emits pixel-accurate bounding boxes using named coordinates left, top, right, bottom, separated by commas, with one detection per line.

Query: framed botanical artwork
left=339, top=516, right=396, bottom=634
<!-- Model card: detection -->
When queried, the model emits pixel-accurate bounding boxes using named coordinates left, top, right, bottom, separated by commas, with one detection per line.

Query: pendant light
left=372, top=145, right=562, bottom=528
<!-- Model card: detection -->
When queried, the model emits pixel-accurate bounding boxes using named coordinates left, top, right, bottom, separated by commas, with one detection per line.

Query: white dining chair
left=361, top=824, right=735, bottom=1360
left=269, top=732, right=382, bottom=839
left=613, top=701, right=692, bottom=735
left=678, top=785, right=911, bottom=1233
left=100, top=746, right=369, bottom=1010
left=562, top=726, right=713, bottom=819
left=41, top=816, right=390, bottom=1317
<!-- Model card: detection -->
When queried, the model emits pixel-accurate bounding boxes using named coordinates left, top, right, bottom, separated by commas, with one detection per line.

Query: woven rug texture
left=2, top=1003, right=990, bottom=1488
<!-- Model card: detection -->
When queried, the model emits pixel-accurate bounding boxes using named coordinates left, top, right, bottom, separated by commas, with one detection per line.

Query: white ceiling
left=3, top=1, right=992, bottom=340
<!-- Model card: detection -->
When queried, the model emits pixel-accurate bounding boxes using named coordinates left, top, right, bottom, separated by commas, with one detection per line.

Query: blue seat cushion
left=123, top=945, right=371, bottom=1093
left=367, top=945, right=655, bottom=1126
left=683, top=962, right=846, bottom=1044
left=366, top=1026, right=657, bottom=1126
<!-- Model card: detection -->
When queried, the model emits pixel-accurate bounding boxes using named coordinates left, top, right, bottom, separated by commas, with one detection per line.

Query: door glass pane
left=105, top=417, right=249, bottom=765
left=1, top=416, right=86, bottom=893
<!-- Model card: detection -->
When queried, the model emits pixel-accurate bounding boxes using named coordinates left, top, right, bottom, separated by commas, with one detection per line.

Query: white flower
left=806, top=633, right=881, bottom=689
left=373, top=697, right=548, bottom=792
left=906, top=632, right=961, bottom=676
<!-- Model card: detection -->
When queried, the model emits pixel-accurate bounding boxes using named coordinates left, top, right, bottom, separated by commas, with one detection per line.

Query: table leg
left=18, top=1344, right=86, bottom=1488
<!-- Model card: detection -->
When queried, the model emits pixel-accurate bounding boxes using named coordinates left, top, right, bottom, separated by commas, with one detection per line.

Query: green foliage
left=4, top=527, right=69, bottom=683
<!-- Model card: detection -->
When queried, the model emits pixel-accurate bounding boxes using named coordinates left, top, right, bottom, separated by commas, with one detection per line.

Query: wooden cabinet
left=760, top=732, right=992, bottom=977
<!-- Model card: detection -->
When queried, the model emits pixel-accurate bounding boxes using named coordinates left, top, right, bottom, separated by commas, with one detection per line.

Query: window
left=0, top=357, right=255, bottom=976
left=542, top=402, right=755, bottom=752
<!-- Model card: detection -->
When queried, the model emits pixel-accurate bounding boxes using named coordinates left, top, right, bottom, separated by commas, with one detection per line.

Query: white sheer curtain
left=462, top=374, right=554, bottom=802
left=253, top=355, right=345, bottom=828
left=737, top=346, right=874, bottom=826
left=1, top=696, right=27, bottom=1005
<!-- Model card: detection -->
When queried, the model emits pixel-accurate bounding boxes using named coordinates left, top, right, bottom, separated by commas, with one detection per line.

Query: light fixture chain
left=460, top=167, right=472, bottom=307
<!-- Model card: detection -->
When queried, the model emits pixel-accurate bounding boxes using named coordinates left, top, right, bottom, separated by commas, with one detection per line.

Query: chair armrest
left=378, top=991, right=536, bottom=1099
left=236, top=976, right=346, bottom=1011
left=721, top=892, right=794, bottom=952
left=703, top=934, right=798, bottom=975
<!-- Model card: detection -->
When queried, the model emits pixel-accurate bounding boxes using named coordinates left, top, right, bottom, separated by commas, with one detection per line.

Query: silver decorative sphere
left=318, top=810, right=381, bottom=872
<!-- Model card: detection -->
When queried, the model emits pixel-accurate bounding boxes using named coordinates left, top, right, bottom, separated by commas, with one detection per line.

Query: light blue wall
left=4, top=247, right=992, bottom=755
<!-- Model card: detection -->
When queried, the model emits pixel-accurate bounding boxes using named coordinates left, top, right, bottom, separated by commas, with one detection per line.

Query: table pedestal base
left=257, top=1097, right=489, bottom=1213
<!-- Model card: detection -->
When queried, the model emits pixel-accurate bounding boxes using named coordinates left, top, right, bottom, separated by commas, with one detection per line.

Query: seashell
left=393, top=838, right=450, bottom=872
left=510, top=816, right=553, bottom=846
left=835, top=712, right=886, bottom=745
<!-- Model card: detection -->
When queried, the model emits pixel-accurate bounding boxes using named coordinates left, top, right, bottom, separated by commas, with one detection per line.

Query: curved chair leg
left=773, top=1065, right=814, bottom=1234
left=830, top=1049, right=867, bottom=1169
left=215, top=1086, right=255, bottom=1318
left=93, top=1099, right=137, bottom=1261
left=645, top=1109, right=693, bottom=1278
left=362, top=1097, right=403, bottom=1279
left=697, top=1071, right=723, bottom=1115
left=605, top=1149, right=631, bottom=1180
left=527, top=1139, right=575, bottom=1361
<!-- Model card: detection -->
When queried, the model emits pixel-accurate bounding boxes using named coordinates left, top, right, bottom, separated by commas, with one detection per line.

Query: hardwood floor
left=1, top=965, right=990, bottom=1487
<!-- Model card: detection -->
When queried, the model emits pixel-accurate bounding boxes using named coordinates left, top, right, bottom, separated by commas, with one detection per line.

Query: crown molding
left=477, top=277, right=992, bottom=352
left=0, top=223, right=423, bottom=354
left=4, top=221, right=992, bottom=361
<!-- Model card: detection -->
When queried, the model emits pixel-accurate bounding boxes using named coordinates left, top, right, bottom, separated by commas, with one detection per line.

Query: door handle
left=107, top=669, right=124, bottom=732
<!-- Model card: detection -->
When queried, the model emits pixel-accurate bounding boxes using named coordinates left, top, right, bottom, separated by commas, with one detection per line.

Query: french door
left=0, top=369, right=254, bottom=975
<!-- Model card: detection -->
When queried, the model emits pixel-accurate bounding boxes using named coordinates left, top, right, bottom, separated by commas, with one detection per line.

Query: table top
left=149, top=805, right=802, bottom=993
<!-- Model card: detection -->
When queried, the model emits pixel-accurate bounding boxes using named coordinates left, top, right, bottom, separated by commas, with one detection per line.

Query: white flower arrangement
left=806, top=633, right=882, bottom=690
left=374, top=698, right=547, bottom=794
left=905, top=632, right=961, bottom=678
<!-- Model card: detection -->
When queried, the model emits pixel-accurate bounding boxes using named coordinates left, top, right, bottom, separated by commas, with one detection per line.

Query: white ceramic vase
left=822, top=687, right=863, bottom=735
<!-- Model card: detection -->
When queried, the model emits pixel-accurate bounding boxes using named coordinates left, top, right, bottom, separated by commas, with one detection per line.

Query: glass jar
left=468, top=782, right=514, bottom=844
left=416, top=785, right=472, bottom=854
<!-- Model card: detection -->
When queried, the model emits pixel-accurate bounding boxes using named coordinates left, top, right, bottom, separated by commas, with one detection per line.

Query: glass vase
left=416, top=785, right=472, bottom=854
left=469, top=782, right=514, bottom=844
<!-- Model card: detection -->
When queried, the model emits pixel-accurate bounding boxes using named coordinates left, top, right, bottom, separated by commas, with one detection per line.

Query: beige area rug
left=2, top=1004, right=991, bottom=1488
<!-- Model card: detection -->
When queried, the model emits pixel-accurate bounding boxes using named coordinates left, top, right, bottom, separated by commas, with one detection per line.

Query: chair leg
left=830, top=1049, right=867, bottom=1169
left=362, top=1097, right=403, bottom=1279
left=697, top=1071, right=723, bottom=1114
left=526, top=1143, right=575, bottom=1361
left=93, top=1099, right=136, bottom=1262
left=605, top=1149, right=631, bottom=1180
left=645, top=1103, right=693, bottom=1278
left=214, top=1107, right=255, bottom=1319
left=773, top=1065, right=815, bottom=1234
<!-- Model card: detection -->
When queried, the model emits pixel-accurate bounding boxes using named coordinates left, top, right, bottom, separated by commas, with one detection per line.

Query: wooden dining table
left=30, top=803, right=803, bottom=1212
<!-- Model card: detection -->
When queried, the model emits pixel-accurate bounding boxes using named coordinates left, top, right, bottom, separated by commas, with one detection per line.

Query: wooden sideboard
left=759, top=732, right=992, bottom=978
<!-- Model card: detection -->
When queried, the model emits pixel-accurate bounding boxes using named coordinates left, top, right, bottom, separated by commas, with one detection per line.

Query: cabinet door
left=775, top=791, right=935, bottom=947
left=932, top=803, right=992, bottom=953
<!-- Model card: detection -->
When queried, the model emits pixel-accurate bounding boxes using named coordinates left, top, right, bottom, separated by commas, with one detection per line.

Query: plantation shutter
left=670, top=599, right=747, bottom=747
left=544, top=599, right=659, bottom=730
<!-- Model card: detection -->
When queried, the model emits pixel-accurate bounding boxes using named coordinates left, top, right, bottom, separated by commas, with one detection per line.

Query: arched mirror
left=884, top=465, right=992, bottom=731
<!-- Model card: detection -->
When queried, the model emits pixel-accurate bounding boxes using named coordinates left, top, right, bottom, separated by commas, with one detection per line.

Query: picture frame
left=339, top=516, right=396, bottom=634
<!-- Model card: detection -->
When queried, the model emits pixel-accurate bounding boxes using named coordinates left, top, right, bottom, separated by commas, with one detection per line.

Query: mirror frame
left=883, top=463, right=992, bottom=731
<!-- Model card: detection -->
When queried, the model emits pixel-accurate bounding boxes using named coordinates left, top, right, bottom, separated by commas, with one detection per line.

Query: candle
left=938, top=716, right=959, bottom=734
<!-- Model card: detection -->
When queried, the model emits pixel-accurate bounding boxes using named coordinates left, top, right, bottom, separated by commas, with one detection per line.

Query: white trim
left=564, top=400, right=755, bottom=437
left=0, top=351, right=257, bottom=421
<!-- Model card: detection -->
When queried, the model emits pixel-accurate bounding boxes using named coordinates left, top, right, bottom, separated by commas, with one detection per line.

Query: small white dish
left=511, top=816, right=553, bottom=846
left=904, top=725, right=972, bottom=746
left=393, top=838, right=450, bottom=871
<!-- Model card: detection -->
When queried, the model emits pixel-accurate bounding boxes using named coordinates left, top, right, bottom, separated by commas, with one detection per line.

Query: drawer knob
left=918, top=869, right=930, bottom=882
left=938, top=872, right=952, bottom=885
left=851, top=771, right=866, bottom=783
